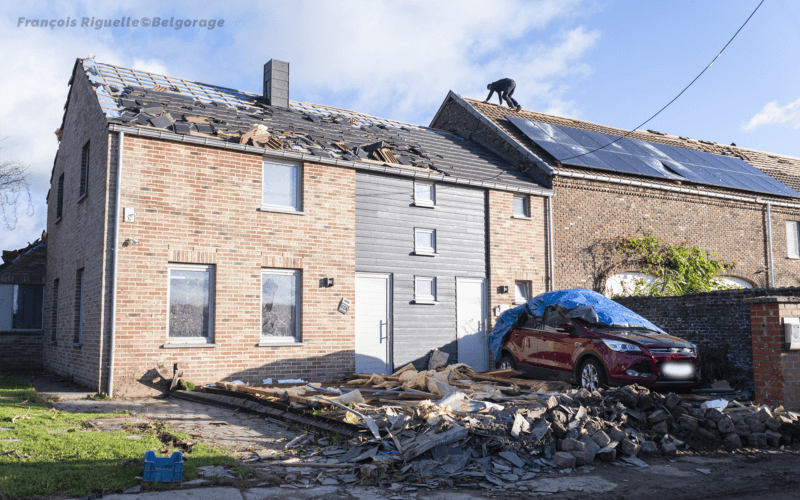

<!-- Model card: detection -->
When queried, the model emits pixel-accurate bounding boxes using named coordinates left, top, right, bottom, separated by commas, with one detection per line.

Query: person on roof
left=483, top=78, right=521, bottom=111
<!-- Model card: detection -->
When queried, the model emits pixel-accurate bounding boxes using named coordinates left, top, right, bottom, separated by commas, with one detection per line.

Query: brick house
left=0, top=236, right=46, bottom=372
left=430, top=94, right=800, bottom=293
left=44, top=58, right=553, bottom=395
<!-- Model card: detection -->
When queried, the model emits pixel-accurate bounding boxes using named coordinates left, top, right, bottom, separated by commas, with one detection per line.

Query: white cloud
left=0, top=0, right=598, bottom=250
left=743, top=97, right=800, bottom=131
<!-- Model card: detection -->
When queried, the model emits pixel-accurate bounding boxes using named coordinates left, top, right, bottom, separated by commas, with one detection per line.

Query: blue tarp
left=488, top=288, right=666, bottom=362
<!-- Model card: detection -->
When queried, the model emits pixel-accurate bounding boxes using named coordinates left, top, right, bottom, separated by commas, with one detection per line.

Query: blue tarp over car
left=488, top=288, right=666, bottom=361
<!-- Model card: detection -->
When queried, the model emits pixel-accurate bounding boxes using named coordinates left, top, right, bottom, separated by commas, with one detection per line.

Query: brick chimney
left=264, top=59, right=289, bottom=109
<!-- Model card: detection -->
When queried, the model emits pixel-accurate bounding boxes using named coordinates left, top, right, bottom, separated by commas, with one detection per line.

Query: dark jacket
left=486, top=78, right=514, bottom=102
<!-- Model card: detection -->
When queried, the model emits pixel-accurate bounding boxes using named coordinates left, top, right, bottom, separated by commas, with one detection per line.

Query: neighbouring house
left=44, top=58, right=553, bottom=395
left=430, top=94, right=800, bottom=294
left=0, top=235, right=47, bottom=372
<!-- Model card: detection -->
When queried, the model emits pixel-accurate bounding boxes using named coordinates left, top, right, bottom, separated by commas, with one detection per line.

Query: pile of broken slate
left=240, top=373, right=800, bottom=489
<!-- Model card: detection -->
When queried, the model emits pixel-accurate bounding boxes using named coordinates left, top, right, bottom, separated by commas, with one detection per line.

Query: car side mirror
left=555, top=324, right=574, bottom=334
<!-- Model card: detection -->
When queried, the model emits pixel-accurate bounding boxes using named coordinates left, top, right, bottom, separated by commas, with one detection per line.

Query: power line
left=559, top=0, right=765, bottom=162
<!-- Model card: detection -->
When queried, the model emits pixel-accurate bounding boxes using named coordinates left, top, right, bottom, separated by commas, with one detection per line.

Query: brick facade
left=43, top=67, right=112, bottom=390
left=552, top=176, right=770, bottom=291
left=486, top=190, right=548, bottom=328
left=102, top=134, right=356, bottom=396
left=746, top=296, right=800, bottom=410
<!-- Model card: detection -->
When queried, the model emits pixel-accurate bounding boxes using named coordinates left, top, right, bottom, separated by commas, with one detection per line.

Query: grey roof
left=79, top=58, right=550, bottom=194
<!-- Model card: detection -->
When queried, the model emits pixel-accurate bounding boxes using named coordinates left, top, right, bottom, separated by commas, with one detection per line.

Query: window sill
left=55, top=217, right=62, bottom=224
left=77, top=193, right=87, bottom=203
left=787, top=256, right=800, bottom=260
left=72, top=343, right=83, bottom=348
left=256, top=341, right=306, bottom=347
left=511, top=215, right=531, bottom=220
left=413, top=299, right=438, bottom=305
left=161, top=343, right=218, bottom=349
left=412, top=202, right=436, bottom=209
left=50, top=341, right=57, bottom=345
left=413, top=250, right=438, bottom=257
left=513, top=301, right=528, bottom=305
left=258, top=206, right=306, bottom=215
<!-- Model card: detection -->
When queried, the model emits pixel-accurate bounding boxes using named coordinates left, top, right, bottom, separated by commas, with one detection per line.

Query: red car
left=498, top=305, right=700, bottom=391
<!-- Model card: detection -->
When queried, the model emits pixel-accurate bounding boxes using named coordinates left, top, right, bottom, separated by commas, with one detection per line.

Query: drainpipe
left=547, top=196, right=555, bottom=292
left=107, top=131, right=123, bottom=397
left=766, top=201, right=775, bottom=288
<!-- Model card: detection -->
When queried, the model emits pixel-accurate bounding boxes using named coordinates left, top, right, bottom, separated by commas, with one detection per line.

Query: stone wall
left=615, top=287, right=800, bottom=378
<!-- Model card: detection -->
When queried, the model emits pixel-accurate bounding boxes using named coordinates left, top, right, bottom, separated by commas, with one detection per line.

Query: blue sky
left=1, top=0, right=798, bottom=251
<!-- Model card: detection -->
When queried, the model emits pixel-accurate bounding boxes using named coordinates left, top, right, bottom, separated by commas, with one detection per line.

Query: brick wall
left=552, top=176, right=769, bottom=291
left=107, top=134, right=356, bottom=396
left=0, top=332, right=43, bottom=373
left=487, top=190, right=548, bottom=328
left=746, top=297, right=800, bottom=410
left=764, top=207, right=800, bottom=288
left=616, top=287, right=800, bottom=381
left=43, top=67, right=112, bottom=390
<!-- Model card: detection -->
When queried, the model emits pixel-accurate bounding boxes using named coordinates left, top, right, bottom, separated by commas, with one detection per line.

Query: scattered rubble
left=186, top=362, right=800, bottom=489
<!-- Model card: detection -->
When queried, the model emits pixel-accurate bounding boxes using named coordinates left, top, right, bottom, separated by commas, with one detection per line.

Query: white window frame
left=787, top=220, right=800, bottom=259
left=166, top=263, right=215, bottom=345
left=514, top=280, right=531, bottom=305
left=414, top=228, right=437, bottom=256
left=261, top=159, right=303, bottom=214
left=414, top=276, right=437, bottom=304
left=413, top=181, right=435, bottom=207
left=513, top=194, right=530, bottom=219
left=259, top=268, right=303, bottom=346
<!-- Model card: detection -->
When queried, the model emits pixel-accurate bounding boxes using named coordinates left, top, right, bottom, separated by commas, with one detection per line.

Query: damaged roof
left=72, top=58, right=550, bottom=194
left=439, top=94, right=800, bottom=199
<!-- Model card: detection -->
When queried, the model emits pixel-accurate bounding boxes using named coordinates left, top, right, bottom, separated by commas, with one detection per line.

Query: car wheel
left=579, top=358, right=605, bottom=392
left=498, top=356, right=516, bottom=371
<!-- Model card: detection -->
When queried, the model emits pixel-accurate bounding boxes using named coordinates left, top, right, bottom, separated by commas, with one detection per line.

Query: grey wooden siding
left=355, top=172, right=486, bottom=369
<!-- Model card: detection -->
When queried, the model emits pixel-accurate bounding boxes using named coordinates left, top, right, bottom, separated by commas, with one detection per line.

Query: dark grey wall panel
left=355, top=171, right=486, bottom=369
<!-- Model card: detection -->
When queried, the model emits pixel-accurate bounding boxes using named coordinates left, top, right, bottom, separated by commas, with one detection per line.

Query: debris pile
left=200, top=357, right=800, bottom=488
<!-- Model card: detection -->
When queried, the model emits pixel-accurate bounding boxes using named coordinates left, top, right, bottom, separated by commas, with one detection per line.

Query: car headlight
left=601, top=339, right=642, bottom=353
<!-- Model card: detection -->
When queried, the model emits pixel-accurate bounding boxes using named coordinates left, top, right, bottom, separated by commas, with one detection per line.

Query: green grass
left=0, top=377, right=236, bottom=499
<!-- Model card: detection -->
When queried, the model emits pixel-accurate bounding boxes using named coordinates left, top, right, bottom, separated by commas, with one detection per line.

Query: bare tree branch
left=0, top=140, right=34, bottom=230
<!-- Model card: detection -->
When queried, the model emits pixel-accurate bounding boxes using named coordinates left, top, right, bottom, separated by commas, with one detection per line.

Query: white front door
left=355, top=273, right=391, bottom=374
left=456, top=277, right=488, bottom=372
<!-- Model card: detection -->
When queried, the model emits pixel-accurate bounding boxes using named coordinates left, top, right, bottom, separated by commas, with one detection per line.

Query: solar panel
left=505, top=115, right=800, bottom=198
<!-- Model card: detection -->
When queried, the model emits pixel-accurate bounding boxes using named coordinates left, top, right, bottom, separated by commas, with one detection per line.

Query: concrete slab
left=73, top=486, right=243, bottom=500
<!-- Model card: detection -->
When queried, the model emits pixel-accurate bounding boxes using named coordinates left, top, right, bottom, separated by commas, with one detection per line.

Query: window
left=543, top=307, right=572, bottom=332
left=262, top=160, right=301, bottom=212
left=414, top=277, right=436, bottom=303
left=79, top=141, right=90, bottom=198
left=74, top=269, right=83, bottom=344
left=513, top=194, right=529, bottom=218
left=56, top=174, right=64, bottom=220
left=261, top=269, right=301, bottom=344
left=168, top=264, right=214, bottom=343
left=788, top=221, right=800, bottom=258
left=11, top=285, right=43, bottom=330
left=514, top=281, right=531, bottom=304
left=521, top=311, right=542, bottom=330
left=51, top=280, right=59, bottom=341
left=414, top=182, right=435, bottom=207
left=414, top=228, right=436, bottom=255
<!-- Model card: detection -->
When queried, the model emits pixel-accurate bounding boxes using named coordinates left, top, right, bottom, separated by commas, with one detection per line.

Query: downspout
left=547, top=195, right=555, bottom=292
left=766, top=201, right=775, bottom=288
left=107, top=131, right=123, bottom=396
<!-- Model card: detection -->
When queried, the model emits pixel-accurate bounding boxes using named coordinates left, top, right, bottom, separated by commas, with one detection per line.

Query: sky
left=1, top=0, right=798, bottom=251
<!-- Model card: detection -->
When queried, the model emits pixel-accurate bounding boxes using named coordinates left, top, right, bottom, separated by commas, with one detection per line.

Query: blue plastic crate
left=143, top=450, right=184, bottom=482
